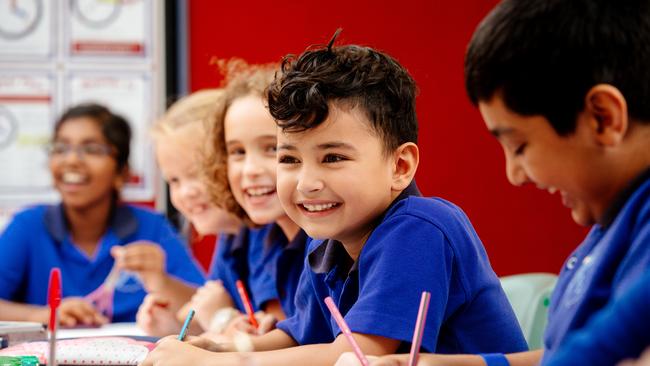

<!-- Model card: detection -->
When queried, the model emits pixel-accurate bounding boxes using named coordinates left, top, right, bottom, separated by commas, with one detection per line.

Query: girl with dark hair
left=0, top=103, right=205, bottom=325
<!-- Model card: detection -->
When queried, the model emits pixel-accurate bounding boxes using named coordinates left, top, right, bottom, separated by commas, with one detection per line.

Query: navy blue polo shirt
left=209, top=224, right=308, bottom=316
left=248, top=224, right=308, bottom=316
left=277, top=183, right=527, bottom=354
left=0, top=203, right=205, bottom=322
left=541, top=168, right=650, bottom=364
left=545, top=269, right=650, bottom=366
left=208, top=226, right=261, bottom=312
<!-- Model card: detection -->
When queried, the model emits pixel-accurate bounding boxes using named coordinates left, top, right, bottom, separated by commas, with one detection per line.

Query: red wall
left=187, top=0, right=588, bottom=276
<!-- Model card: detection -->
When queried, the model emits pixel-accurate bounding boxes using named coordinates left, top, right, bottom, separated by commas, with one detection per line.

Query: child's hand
left=58, top=297, right=108, bottom=327
left=140, top=337, right=216, bottom=366
left=111, top=241, right=167, bottom=293
left=187, top=280, right=235, bottom=329
left=223, top=312, right=277, bottom=336
left=335, top=353, right=412, bottom=366
left=136, top=294, right=180, bottom=336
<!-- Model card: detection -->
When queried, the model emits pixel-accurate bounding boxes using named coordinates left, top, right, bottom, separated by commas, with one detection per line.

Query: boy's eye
left=265, top=145, right=278, bottom=154
left=514, top=143, right=527, bottom=156
left=278, top=155, right=300, bottom=164
left=322, top=154, right=347, bottom=163
left=167, top=177, right=180, bottom=186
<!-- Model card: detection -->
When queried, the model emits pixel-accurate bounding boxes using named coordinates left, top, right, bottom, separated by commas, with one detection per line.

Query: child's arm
left=142, top=330, right=400, bottom=366
left=0, top=298, right=107, bottom=326
left=335, top=350, right=543, bottom=366
left=111, top=242, right=198, bottom=310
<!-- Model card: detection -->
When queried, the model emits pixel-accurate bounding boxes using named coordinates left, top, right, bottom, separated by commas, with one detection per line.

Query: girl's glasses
left=45, top=142, right=114, bottom=159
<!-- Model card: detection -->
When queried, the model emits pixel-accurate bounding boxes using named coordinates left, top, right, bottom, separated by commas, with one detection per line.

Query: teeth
left=302, top=203, right=337, bottom=212
left=246, top=187, right=274, bottom=197
left=62, top=172, right=87, bottom=184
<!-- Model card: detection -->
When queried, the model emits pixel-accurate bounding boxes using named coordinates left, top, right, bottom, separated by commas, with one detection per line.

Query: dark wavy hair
left=465, top=0, right=650, bottom=135
left=54, top=103, right=131, bottom=171
left=267, top=32, right=418, bottom=153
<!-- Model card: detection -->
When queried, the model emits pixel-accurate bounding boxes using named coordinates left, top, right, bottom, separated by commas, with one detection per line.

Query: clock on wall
left=72, top=0, right=121, bottom=29
left=0, top=0, right=43, bottom=40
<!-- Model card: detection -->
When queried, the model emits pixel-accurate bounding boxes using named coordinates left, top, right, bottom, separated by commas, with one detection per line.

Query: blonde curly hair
left=203, top=59, right=278, bottom=226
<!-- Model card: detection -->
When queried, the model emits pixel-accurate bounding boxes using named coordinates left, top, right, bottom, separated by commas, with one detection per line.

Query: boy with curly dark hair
left=142, top=32, right=527, bottom=366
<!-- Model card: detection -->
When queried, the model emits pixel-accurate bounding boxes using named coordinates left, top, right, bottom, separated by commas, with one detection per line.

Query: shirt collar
left=228, top=225, right=252, bottom=255
left=44, top=203, right=138, bottom=243
left=308, top=180, right=422, bottom=275
left=263, top=224, right=308, bottom=251
left=600, top=166, right=650, bottom=228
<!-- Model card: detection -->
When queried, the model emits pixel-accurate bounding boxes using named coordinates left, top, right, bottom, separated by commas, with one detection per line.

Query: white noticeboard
left=0, top=0, right=165, bottom=230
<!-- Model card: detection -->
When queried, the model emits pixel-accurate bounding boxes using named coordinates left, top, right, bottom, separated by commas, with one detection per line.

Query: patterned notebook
left=0, top=337, right=153, bottom=365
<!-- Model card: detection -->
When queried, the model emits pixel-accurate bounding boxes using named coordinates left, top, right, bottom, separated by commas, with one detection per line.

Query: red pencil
left=235, top=280, right=259, bottom=329
left=48, top=268, right=62, bottom=366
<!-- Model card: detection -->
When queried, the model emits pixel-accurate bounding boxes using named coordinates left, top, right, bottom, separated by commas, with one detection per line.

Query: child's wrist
left=479, top=353, right=510, bottom=366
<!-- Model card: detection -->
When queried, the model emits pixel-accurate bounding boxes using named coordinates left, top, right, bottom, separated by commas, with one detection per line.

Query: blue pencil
left=178, top=309, right=195, bottom=341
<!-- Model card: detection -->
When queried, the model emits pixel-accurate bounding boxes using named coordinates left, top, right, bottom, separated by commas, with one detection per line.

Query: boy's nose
left=505, top=157, right=530, bottom=186
left=296, top=170, right=324, bottom=194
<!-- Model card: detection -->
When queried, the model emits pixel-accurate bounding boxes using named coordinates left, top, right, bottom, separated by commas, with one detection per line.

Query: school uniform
left=209, top=224, right=308, bottom=316
left=276, top=183, right=528, bottom=354
left=0, top=203, right=205, bottom=322
left=207, top=226, right=259, bottom=312
left=540, top=168, right=650, bottom=364
left=545, top=269, right=650, bottom=366
left=248, top=224, right=308, bottom=316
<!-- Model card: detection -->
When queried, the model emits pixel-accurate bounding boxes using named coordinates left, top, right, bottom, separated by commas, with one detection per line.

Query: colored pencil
left=178, top=309, right=195, bottom=341
left=324, top=297, right=370, bottom=366
left=48, top=268, right=62, bottom=366
left=408, top=291, right=431, bottom=366
left=236, top=280, right=259, bottom=329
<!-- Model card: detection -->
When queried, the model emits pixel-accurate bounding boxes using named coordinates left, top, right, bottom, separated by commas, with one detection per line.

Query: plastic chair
left=500, top=273, right=558, bottom=350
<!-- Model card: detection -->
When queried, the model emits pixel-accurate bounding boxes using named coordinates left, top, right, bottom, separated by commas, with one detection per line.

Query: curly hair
left=267, top=33, right=418, bottom=153
left=203, top=59, right=277, bottom=226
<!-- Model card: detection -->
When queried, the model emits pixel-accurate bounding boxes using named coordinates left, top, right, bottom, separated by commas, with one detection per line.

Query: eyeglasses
left=45, top=142, right=114, bottom=159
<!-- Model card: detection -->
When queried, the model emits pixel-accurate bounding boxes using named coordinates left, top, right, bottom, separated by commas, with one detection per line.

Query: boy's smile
left=478, top=94, right=619, bottom=226
left=276, top=104, right=398, bottom=254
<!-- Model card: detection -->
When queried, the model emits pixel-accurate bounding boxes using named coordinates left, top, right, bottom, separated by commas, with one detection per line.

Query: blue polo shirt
left=209, top=224, right=308, bottom=316
left=276, top=183, right=527, bottom=354
left=541, top=168, right=650, bottom=364
left=247, top=224, right=308, bottom=316
left=545, top=269, right=650, bottom=366
left=208, top=226, right=259, bottom=312
left=0, top=203, right=205, bottom=322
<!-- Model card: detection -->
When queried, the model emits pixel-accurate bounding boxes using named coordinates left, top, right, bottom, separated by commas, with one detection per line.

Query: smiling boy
left=140, top=36, right=526, bottom=366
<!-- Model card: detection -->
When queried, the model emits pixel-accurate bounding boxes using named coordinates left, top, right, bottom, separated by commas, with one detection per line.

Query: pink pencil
left=408, top=291, right=431, bottom=366
left=324, top=297, right=370, bottom=366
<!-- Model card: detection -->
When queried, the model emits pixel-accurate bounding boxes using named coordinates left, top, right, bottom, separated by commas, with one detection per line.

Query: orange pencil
left=235, top=280, right=259, bottom=329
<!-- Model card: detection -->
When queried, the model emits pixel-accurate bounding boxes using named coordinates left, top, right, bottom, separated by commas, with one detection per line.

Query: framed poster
left=66, top=0, right=151, bottom=59
left=0, top=72, right=57, bottom=201
left=65, top=71, right=155, bottom=202
left=0, top=0, right=55, bottom=59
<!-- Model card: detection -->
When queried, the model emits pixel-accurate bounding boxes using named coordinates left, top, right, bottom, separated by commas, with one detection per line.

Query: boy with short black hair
left=339, top=0, right=650, bottom=365
left=140, top=34, right=527, bottom=366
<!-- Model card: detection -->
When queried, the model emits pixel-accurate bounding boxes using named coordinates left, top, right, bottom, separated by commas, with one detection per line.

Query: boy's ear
left=584, top=84, right=628, bottom=146
left=391, top=142, right=419, bottom=192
